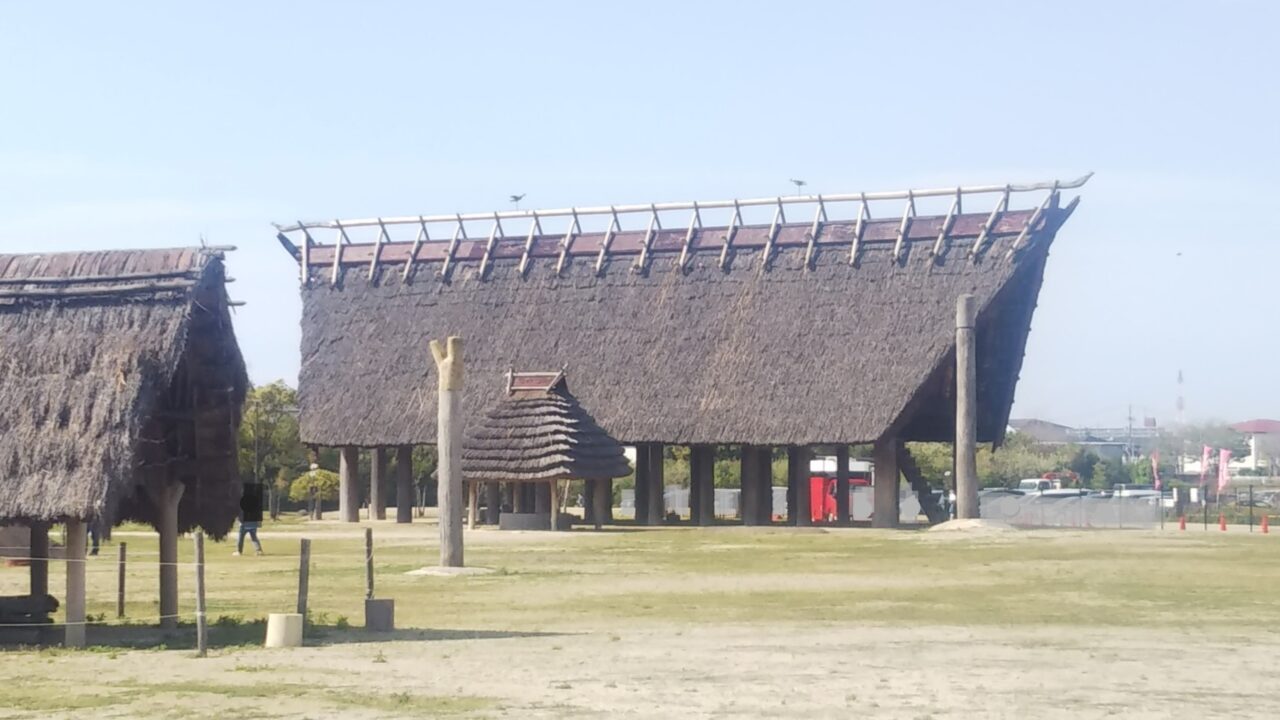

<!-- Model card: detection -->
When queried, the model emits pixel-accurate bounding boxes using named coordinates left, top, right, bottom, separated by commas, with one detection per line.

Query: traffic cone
left=1179, top=515, right=1186, bottom=531
left=1263, top=515, right=1270, bottom=534
left=1219, top=513, right=1227, bottom=531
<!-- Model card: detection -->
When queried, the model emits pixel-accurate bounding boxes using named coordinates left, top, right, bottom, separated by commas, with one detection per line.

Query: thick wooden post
left=873, top=438, right=900, bottom=528
left=29, top=521, right=48, bottom=598
left=153, top=480, right=185, bottom=629
left=116, top=542, right=127, bottom=618
left=194, top=532, right=207, bottom=657
left=955, top=294, right=980, bottom=519
left=549, top=481, right=562, bottom=530
left=591, top=479, right=609, bottom=530
left=395, top=446, right=414, bottom=523
left=740, top=446, right=760, bottom=526
left=339, top=446, right=360, bottom=522
left=646, top=444, right=665, bottom=525
left=431, top=336, right=465, bottom=567
left=467, top=481, right=480, bottom=530
left=758, top=447, right=774, bottom=523
left=835, top=446, right=851, bottom=525
left=633, top=445, right=651, bottom=525
left=691, top=445, right=715, bottom=526
left=64, top=519, right=87, bottom=648
left=296, top=538, right=311, bottom=617
left=371, top=447, right=388, bottom=520
left=790, top=446, right=812, bottom=527
left=485, top=482, right=501, bottom=525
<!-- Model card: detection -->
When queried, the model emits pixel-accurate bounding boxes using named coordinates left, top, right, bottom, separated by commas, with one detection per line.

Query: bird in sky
left=789, top=179, right=807, bottom=195
left=509, top=194, right=526, bottom=209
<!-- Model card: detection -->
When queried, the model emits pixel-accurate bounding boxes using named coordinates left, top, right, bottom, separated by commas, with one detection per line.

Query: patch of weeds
left=232, top=663, right=272, bottom=672
left=372, top=650, right=388, bottom=664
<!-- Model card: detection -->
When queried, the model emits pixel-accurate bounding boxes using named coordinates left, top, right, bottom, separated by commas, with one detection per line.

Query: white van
left=1017, top=478, right=1058, bottom=493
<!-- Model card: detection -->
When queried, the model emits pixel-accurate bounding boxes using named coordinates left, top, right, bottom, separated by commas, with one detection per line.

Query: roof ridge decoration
left=275, top=174, right=1091, bottom=286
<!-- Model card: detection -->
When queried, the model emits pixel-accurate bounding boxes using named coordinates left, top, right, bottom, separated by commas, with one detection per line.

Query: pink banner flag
left=1200, top=445, right=1212, bottom=486
left=1218, top=449, right=1232, bottom=493
left=1151, top=451, right=1161, bottom=491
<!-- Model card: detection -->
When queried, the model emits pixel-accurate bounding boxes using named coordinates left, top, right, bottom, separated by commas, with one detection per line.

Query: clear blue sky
left=3, top=1, right=1277, bottom=428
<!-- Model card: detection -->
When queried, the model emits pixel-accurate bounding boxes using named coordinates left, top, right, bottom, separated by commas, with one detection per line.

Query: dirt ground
left=3, top=520, right=1278, bottom=718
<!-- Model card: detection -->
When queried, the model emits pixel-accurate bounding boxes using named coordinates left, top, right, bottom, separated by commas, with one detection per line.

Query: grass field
left=2, top=516, right=1278, bottom=718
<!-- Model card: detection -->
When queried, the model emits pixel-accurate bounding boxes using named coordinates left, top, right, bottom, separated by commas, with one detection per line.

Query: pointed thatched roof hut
left=279, top=177, right=1083, bottom=449
left=463, top=370, right=630, bottom=483
left=0, top=247, right=248, bottom=534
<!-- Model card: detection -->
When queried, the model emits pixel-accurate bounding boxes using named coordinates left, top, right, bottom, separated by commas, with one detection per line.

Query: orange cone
left=1179, top=515, right=1187, bottom=531
left=1263, top=515, right=1270, bottom=534
left=1219, top=514, right=1227, bottom=531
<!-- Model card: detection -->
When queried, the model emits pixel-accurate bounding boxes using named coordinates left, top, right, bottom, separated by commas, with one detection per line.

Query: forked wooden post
left=194, top=532, right=207, bottom=657
left=431, top=336, right=465, bottom=567
left=296, top=538, right=311, bottom=617
left=955, top=294, right=979, bottom=519
left=116, top=542, right=127, bottom=618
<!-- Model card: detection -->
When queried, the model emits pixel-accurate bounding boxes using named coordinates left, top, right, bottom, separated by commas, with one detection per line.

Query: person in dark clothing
left=234, top=483, right=265, bottom=556
left=88, top=519, right=101, bottom=556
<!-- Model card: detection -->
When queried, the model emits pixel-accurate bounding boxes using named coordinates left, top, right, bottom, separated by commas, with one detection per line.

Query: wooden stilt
left=28, top=521, right=48, bottom=598
left=535, top=483, right=551, bottom=514
left=548, top=481, right=560, bottom=531
left=691, top=445, right=715, bottom=526
left=592, top=479, right=609, bottom=530
left=791, top=446, right=812, bottom=527
left=646, top=444, right=665, bottom=525
left=371, top=447, right=388, bottom=520
left=64, top=519, right=86, bottom=648
left=688, top=454, right=701, bottom=524
left=835, top=446, right=851, bottom=525
left=634, top=445, right=651, bottom=525
left=395, top=446, right=414, bottom=524
left=485, top=482, right=501, bottom=525
left=431, top=336, right=465, bottom=567
left=873, top=438, right=900, bottom=529
left=339, top=446, right=360, bottom=523
left=757, top=447, right=774, bottom=524
left=740, top=446, right=759, bottom=526
left=955, top=294, right=979, bottom=519
left=584, top=480, right=598, bottom=526
left=149, top=479, right=185, bottom=629
left=467, top=481, right=479, bottom=530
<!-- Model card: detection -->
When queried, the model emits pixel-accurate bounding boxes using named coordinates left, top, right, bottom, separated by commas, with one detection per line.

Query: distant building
left=1229, top=419, right=1280, bottom=474
left=1008, top=418, right=1133, bottom=463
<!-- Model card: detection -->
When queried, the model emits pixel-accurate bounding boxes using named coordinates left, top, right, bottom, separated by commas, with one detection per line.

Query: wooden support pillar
left=64, top=519, right=87, bottom=648
left=512, top=482, right=526, bottom=513
left=955, top=294, right=980, bottom=520
left=790, top=446, right=812, bottom=527
left=835, top=446, right=851, bottom=525
left=740, top=446, right=760, bottom=526
left=371, top=447, right=388, bottom=520
left=584, top=480, right=598, bottom=525
left=757, top=447, right=775, bottom=524
left=535, top=483, right=551, bottom=514
left=646, top=443, right=665, bottom=525
left=431, top=336, right=465, bottom=567
left=29, top=521, right=49, bottom=598
left=395, top=446, right=414, bottom=523
left=152, top=480, right=185, bottom=629
left=467, top=481, right=479, bottom=530
left=339, top=446, right=360, bottom=523
left=873, top=438, right=900, bottom=529
left=633, top=445, right=651, bottom=525
left=690, top=445, right=715, bottom=526
left=591, top=479, right=610, bottom=530
left=548, top=481, right=561, bottom=531
left=485, top=482, right=501, bottom=525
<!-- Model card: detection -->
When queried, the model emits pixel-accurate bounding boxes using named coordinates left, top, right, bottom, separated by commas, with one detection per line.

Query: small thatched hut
left=463, top=370, right=629, bottom=530
left=276, top=176, right=1085, bottom=530
left=0, top=247, right=247, bottom=646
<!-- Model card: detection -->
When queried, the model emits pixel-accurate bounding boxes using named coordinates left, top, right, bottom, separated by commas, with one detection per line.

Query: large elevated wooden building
left=276, top=176, right=1086, bottom=527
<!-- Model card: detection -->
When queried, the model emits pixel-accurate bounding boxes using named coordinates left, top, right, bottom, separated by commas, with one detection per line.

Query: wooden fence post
left=296, top=538, right=311, bottom=618
left=116, top=542, right=127, bottom=618
left=194, top=532, right=207, bottom=657
left=364, top=528, right=374, bottom=600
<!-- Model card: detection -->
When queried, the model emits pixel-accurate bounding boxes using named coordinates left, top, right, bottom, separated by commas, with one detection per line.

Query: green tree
left=289, top=468, right=340, bottom=518
left=237, top=381, right=305, bottom=519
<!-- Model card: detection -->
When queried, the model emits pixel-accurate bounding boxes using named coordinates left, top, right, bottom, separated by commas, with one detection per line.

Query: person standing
left=234, top=483, right=265, bottom=556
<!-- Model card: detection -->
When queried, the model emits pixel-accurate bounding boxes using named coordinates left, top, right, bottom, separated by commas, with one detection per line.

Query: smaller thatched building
left=0, top=247, right=247, bottom=646
left=464, top=370, right=629, bottom=530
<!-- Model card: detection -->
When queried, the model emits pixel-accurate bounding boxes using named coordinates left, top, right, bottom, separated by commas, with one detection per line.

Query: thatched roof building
left=0, top=247, right=248, bottom=537
left=463, top=370, right=630, bottom=483
left=279, top=177, right=1084, bottom=449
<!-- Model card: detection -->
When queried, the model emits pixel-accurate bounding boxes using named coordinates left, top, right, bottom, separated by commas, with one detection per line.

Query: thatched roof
left=462, top=370, right=631, bottom=483
left=0, top=247, right=248, bottom=536
left=288, top=183, right=1080, bottom=448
